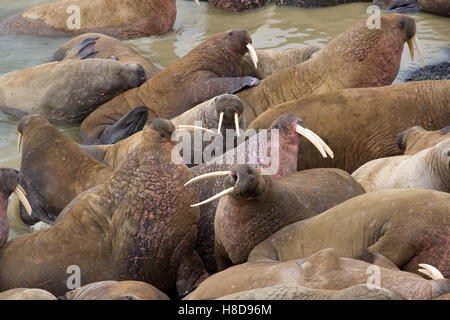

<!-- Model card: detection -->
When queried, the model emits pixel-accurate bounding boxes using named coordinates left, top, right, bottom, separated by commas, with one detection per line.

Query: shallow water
left=0, top=0, right=449, bottom=169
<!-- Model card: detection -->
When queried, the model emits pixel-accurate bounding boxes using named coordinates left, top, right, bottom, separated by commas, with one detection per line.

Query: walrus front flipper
left=204, top=76, right=260, bottom=96
left=386, top=0, right=420, bottom=13
left=99, top=106, right=149, bottom=145
left=440, top=126, right=450, bottom=135
left=68, top=36, right=101, bottom=60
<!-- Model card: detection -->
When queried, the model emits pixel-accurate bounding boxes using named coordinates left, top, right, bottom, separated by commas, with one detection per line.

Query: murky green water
left=0, top=0, right=449, bottom=169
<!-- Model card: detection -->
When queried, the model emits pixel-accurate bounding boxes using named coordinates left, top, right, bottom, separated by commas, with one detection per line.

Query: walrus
left=80, top=30, right=260, bottom=144
left=51, top=33, right=160, bottom=79
left=0, top=288, right=57, bottom=300
left=0, top=168, right=32, bottom=248
left=185, top=248, right=449, bottom=300
left=217, top=284, right=403, bottom=300
left=186, top=164, right=363, bottom=270
left=188, top=114, right=333, bottom=272
left=352, top=139, right=450, bottom=193
left=248, top=80, right=450, bottom=173
left=248, top=189, right=450, bottom=278
left=397, top=125, right=450, bottom=155
left=0, top=118, right=207, bottom=297
left=0, top=0, right=177, bottom=39
left=417, top=0, right=450, bottom=16
left=64, top=281, right=169, bottom=300
left=0, top=59, right=146, bottom=123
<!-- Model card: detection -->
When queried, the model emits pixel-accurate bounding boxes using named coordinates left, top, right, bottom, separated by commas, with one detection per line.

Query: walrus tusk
left=418, top=264, right=444, bottom=280
left=191, top=187, right=234, bottom=207
left=194, top=0, right=200, bottom=5
left=413, top=36, right=424, bottom=68
left=176, top=125, right=215, bottom=135
left=295, top=125, right=334, bottom=159
left=17, top=132, right=23, bottom=153
left=407, top=39, right=414, bottom=62
left=217, top=112, right=224, bottom=134
left=235, top=113, right=240, bottom=137
left=247, top=44, right=259, bottom=69
left=184, top=171, right=232, bottom=186
left=13, top=185, right=32, bottom=216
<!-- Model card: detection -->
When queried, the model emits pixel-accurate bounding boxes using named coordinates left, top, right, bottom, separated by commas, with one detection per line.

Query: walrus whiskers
left=14, top=185, right=32, bottom=216
left=295, top=125, right=334, bottom=159
left=184, top=171, right=233, bottom=187
left=418, top=264, right=444, bottom=280
left=176, top=125, right=215, bottom=135
left=246, top=44, right=259, bottom=69
left=191, top=187, right=234, bottom=207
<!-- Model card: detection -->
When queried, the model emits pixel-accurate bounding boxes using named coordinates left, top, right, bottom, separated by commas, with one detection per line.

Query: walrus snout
left=396, top=126, right=426, bottom=151
left=124, top=63, right=147, bottom=88
left=147, top=118, right=176, bottom=138
left=224, top=164, right=263, bottom=198
left=395, top=14, right=416, bottom=41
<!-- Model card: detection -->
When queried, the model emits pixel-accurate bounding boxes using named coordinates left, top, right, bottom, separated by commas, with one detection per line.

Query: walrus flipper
left=71, top=36, right=101, bottom=60
left=99, top=106, right=149, bottom=144
left=204, top=76, right=260, bottom=96
left=386, top=0, right=420, bottom=13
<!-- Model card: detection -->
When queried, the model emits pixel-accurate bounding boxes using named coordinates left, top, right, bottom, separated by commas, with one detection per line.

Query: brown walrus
left=80, top=30, right=260, bottom=144
left=417, top=0, right=450, bottom=16
left=51, top=33, right=160, bottom=79
left=397, top=125, right=450, bottom=155
left=0, top=59, right=146, bottom=123
left=248, top=80, right=450, bottom=173
left=187, top=164, right=363, bottom=270
left=65, top=281, right=169, bottom=300
left=248, top=189, right=450, bottom=278
left=352, top=139, right=450, bottom=193
left=0, top=0, right=177, bottom=39
left=0, top=288, right=57, bottom=300
left=0, top=118, right=206, bottom=297
left=185, top=248, right=449, bottom=300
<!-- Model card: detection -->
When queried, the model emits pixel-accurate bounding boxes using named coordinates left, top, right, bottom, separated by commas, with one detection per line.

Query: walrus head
left=17, top=114, right=49, bottom=153
left=214, top=94, right=244, bottom=135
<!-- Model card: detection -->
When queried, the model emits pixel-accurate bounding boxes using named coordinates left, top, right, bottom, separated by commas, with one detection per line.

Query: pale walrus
left=396, top=125, right=450, bottom=155
left=0, top=59, right=146, bottom=123
left=51, top=33, right=160, bottom=79
left=0, top=0, right=177, bottom=39
left=248, top=80, right=450, bottom=173
left=80, top=30, right=260, bottom=144
left=0, top=119, right=207, bottom=297
left=0, top=288, right=57, bottom=300
left=248, top=189, right=450, bottom=278
left=352, top=139, right=450, bottom=193
left=186, top=164, right=363, bottom=270
left=185, top=248, right=449, bottom=300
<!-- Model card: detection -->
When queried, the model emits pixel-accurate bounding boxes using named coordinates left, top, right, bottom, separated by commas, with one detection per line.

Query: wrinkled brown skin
left=0, top=59, right=146, bottom=123
left=397, top=125, right=450, bottom=155
left=51, top=33, right=160, bottom=79
left=191, top=114, right=316, bottom=273
left=418, top=0, right=450, bottom=17
left=185, top=248, right=448, bottom=300
left=0, top=288, right=57, bottom=300
left=80, top=30, right=260, bottom=144
left=0, top=120, right=205, bottom=297
left=248, top=189, right=450, bottom=279
left=352, top=139, right=450, bottom=193
left=208, top=0, right=371, bottom=12
left=80, top=95, right=246, bottom=168
left=214, top=165, right=364, bottom=270
left=0, top=169, right=20, bottom=248
left=65, top=280, right=169, bottom=300
left=240, top=46, right=321, bottom=79
left=249, top=80, right=450, bottom=173
left=236, top=14, right=417, bottom=125
left=17, top=115, right=114, bottom=225
left=217, top=284, right=403, bottom=300
left=0, top=0, right=176, bottom=39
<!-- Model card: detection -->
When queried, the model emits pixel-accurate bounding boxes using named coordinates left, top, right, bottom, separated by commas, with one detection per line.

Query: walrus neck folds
left=0, top=194, right=9, bottom=248
left=426, top=141, right=450, bottom=191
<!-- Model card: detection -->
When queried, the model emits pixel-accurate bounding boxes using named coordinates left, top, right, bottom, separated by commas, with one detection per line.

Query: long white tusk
left=412, top=35, right=424, bottom=68
left=217, top=112, right=224, bottom=134
left=303, top=128, right=334, bottom=159
left=194, top=0, right=200, bottom=6
left=295, top=125, right=327, bottom=158
left=17, top=132, right=22, bottom=153
left=176, top=125, right=215, bottom=135
left=246, top=44, right=258, bottom=69
left=184, top=171, right=232, bottom=187
left=13, top=185, right=32, bottom=216
left=234, top=113, right=240, bottom=138
left=418, top=264, right=444, bottom=280
left=191, top=187, right=234, bottom=207
left=407, top=39, right=414, bottom=62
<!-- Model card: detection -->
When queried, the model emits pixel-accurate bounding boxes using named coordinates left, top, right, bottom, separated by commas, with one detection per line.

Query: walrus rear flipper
left=69, top=36, right=100, bottom=60
left=386, top=0, right=420, bottom=13
left=94, top=106, right=149, bottom=145
left=204, top=76, right=260, bottom=96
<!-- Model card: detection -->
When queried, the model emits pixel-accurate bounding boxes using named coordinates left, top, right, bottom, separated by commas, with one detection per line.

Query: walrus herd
left=0, top=0, right=448, bottom=301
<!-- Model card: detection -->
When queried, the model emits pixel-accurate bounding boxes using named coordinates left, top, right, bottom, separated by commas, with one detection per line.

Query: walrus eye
left=227, top=31, right=234, bottom=38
